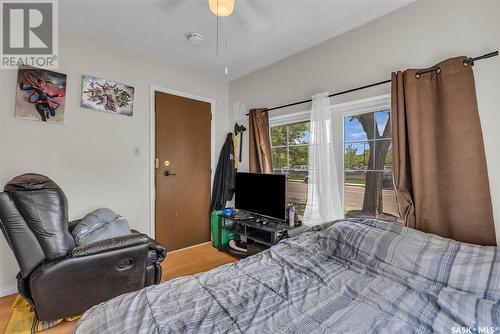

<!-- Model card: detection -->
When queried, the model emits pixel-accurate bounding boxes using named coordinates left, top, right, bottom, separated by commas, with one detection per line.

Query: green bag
left=210, top=210, right=238, bottom=248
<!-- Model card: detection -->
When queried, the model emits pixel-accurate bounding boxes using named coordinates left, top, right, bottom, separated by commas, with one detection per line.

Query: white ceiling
left=60, top=0, right=413, bottom=81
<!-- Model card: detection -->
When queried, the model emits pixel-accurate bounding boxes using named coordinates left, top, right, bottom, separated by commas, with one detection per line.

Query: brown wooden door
left=155, top=91, right=211, bottom=251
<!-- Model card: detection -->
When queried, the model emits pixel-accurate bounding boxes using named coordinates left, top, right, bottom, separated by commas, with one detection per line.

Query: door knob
left=164, top=170, right=177, bottom=176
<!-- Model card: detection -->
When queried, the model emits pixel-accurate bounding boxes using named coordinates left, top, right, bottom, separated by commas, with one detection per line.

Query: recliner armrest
left=131, top=229, right=167, bottom=261
left=70, top=233, right=149, bottom=258
left=148, top=237, right=167, bottom=263
left=30, top=240, right=149, bottom=321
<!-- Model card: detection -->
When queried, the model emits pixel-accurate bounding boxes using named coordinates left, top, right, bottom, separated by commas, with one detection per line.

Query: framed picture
left=81, top=75, right=134, bottom=117
left=15, top=67, right=67, bottom=123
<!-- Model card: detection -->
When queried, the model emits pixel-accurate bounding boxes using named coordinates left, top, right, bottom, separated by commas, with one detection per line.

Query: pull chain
left=224, top=40, right=229, bottom=76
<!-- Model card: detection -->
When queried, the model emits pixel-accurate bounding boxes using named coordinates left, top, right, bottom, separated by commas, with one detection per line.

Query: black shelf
left=247, top=240, right=268, bottom=255
left=217, top=210, right=301, bottom=257
left=246, top=229, right=272, bottom=247
left=220, top=222, right=241, bottom=234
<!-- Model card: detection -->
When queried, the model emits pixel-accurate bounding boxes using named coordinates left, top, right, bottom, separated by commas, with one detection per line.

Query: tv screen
left=235, top=172, right=286, bottom=221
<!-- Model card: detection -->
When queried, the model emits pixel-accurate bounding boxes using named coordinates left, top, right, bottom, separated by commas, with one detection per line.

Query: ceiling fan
left=161, top=0, right=268, bottom=76
left=162, top=0, right=268, bottom=33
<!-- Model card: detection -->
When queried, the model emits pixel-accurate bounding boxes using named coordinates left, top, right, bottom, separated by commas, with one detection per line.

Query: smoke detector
left=187, top=33, right=204, bottom=46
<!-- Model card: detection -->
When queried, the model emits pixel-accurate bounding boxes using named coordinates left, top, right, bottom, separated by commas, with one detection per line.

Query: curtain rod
left=246, top=51, right=499, bottom=114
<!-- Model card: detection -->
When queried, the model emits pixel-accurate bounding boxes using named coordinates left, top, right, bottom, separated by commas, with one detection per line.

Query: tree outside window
left=344, top=109, right=400, bottom=222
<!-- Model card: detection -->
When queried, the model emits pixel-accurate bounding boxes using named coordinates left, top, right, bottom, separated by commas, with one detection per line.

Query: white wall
left=0, top=28, right=230, bottom=294
left=229, top=1, right=500, bottom=242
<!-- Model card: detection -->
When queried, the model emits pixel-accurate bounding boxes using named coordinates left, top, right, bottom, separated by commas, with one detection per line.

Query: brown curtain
left=249, top=108, right=273, bottom=173
left=391, top=56, right=496, bottom=246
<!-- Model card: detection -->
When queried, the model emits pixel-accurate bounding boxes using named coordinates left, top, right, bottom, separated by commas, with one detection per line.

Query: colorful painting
left=15, top=67, right=67, bottom=123
left=81, top=75, right=134, bottom=117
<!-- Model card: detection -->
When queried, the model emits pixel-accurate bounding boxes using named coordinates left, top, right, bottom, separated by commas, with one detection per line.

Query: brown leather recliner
left=0, top=173, right=166, bottom=321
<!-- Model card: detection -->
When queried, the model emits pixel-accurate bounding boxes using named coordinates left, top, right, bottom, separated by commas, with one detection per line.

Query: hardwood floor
left=0, top=243, right=236, bottom=334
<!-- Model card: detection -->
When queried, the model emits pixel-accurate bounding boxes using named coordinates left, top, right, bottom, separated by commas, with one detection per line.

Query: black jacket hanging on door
left=210, top=133, right=235, bottom=212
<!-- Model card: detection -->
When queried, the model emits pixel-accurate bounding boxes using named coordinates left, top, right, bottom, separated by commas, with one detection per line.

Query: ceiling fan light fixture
left=208, top=0, right=234, bottom=17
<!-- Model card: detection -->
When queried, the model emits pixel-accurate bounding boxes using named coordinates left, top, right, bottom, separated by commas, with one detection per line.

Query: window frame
left=333, top=94, right=391, bottom=212
left=270, top=121, right=310, bottom=171
left=269, top=94, right=391, bottom=216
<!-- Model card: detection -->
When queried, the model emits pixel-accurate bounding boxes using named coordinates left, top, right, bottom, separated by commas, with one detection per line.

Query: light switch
left=133, top=146, right=140, bottom=157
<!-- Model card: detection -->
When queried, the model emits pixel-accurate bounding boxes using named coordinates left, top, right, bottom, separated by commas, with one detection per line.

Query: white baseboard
left=0, top=284, right=17, bottom=297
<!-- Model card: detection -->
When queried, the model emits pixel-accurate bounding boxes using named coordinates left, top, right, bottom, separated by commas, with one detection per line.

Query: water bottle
left=288, top=203, right=295, bottom=227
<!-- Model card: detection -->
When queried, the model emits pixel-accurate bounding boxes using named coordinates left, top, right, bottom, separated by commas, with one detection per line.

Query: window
left=343, top=108, right=400, bottom=222
left=268, top=95, right=401, bottom=223
left=271, top=121, right=310, bottom=219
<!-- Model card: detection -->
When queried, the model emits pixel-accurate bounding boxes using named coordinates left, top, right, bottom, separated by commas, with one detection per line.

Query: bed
left=74, top=219, right=500, bottom=333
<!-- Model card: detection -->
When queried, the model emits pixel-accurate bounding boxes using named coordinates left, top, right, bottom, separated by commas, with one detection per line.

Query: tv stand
left=217, top=210, right=300, bottom=258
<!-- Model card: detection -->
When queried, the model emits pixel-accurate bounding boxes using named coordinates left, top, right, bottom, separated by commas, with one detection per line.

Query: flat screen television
left=235, top=172, right=286, bottom=221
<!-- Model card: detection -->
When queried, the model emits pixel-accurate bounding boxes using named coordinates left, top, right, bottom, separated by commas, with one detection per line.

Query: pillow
left=72, top=208, right=131, bottom=246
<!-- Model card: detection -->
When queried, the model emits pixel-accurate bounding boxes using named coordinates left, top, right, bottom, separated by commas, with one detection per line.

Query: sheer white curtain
left=303, top=93, right=343, bottom=226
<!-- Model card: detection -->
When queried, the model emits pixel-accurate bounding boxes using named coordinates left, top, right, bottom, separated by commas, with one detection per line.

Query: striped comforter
left=74, top=219, right=500, bottom=333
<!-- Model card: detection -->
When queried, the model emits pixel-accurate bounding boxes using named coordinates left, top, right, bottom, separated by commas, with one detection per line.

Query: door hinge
left=210, top=113, right=212, bottom=121
left=155, top=158, right=159, bottom=169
